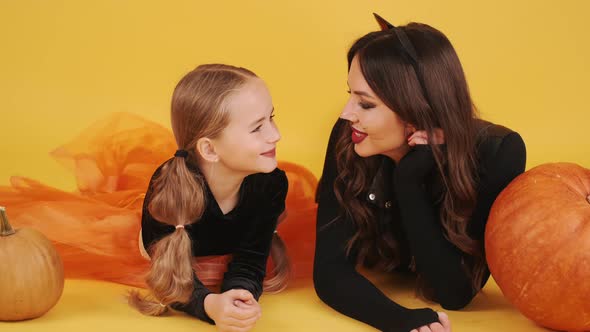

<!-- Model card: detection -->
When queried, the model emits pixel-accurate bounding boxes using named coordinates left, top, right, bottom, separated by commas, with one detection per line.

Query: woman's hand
left=204, top=290, right=262, bottom=332
left=407, top=129, right=445, bottom=146
left=410, top=312, right=451, bottom=332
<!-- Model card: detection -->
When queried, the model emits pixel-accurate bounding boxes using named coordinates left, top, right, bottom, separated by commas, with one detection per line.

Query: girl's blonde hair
left=128, top=64, right=289, bottom=315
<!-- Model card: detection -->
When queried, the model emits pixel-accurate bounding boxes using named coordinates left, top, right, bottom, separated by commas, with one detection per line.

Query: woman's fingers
left=438, top=312, right=451, bottom=332
left=407, top=129, right=445, bottom=146
left=429, top=322, right=445, bottom=332
left=432, top=128, right=445, bottom=144
left=408, top=130, right=429, bottom=146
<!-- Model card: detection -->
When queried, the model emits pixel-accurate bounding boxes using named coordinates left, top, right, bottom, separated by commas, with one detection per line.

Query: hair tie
left=174, top=149, right=189, bottom=158
left=176, top=225, right=185, bottom=229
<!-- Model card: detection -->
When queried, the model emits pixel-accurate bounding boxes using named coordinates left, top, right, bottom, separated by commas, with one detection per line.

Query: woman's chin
left=353, top=143, right=376, bottom=158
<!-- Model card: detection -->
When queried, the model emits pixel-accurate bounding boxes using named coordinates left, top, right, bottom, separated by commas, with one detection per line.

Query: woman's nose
left=340, top=99, right=358, bottom=122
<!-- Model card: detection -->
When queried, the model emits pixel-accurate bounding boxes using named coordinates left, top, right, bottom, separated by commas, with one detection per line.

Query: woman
left=313, top=14, right=526, bottom=332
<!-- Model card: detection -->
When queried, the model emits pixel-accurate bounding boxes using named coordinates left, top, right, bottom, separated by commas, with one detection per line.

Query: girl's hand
left=204, top=290, right=261, bottom=332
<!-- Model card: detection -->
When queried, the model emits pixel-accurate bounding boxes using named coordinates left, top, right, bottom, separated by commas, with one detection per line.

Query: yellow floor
left=1, top=272, right=550, bottom=332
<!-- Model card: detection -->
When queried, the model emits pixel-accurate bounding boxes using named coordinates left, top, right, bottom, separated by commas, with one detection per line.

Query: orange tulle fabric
left=0, top=112, right=316, bottom=289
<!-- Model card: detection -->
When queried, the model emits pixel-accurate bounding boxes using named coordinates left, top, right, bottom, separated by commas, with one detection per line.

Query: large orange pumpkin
left=486, top=162, right=590, bottom=331
left=0, top=206, right=65, bottom=321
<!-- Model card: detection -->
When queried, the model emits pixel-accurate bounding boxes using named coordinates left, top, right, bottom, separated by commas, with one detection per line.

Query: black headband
left=373, top=13, right=434, bottom=110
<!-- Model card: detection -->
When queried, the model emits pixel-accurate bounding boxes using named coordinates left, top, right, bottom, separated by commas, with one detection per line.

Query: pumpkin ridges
left=1, top=233, right=30, bottom=320
left=0, top=209, right=64, bottom=321
left=487, top=176, right=568, bottom=255
left=488, top=164, right=586, bottom=241
left=488, top=211, right=560, bottom=309
left=518, top=229, right=590, bottom=330
left=486, top=162, right=590, bottom=331
left=488, top=173, right=587, bottom=285
left=21, top=229, right=64, bottom=319
left=487, top=172, right=556, bottom=235
left=5, top=231, right=43, bottom=319
left=538, top=163, right=590, bottom=200
left=13, top=230, right=63, bottom=320
left=510, top=225, right=583, bottom=321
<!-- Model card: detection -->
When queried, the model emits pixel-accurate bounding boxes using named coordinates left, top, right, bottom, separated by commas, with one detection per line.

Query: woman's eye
left=359, top=102, right=375, bottom=109
left=251, top=125, right=262, bottom=133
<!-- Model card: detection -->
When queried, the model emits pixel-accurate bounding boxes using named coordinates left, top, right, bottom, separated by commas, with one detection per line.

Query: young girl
left=314, top=14, right=527, bottom=332
left=0, top=64, right=317, bottom=327
left=126, top=64, right=291, bottom=331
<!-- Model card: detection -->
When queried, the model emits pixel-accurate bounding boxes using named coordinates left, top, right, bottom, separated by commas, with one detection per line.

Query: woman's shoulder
left=475, top=120, right=525, bottom=155
left=474, top=119, right=526, bottom=173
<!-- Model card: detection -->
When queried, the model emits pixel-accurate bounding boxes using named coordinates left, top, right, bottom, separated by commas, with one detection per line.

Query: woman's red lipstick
left=351, top=127, right=368, bottom=144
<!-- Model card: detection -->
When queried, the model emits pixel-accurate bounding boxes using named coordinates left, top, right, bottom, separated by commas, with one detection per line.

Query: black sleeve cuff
left=397, top=308, right=440, bottom=332
left=170, top=281, right=215, bottom=324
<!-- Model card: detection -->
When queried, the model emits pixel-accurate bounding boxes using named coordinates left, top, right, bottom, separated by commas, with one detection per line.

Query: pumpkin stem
left=0, top=206, right=16, bottom=236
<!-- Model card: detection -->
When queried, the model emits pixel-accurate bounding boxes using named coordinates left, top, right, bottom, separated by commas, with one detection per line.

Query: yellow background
left=1, top=1, right=588, bottom=331
left=1, top=0, right=589, bottom=190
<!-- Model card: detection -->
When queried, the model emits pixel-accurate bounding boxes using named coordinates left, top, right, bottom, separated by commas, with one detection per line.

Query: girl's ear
left=195, top=137, right=219, bottom=163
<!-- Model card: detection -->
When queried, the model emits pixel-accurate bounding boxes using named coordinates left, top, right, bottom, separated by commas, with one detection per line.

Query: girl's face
left=211, top=77, right=281, bottom=175
left=340, top=55, right=412, bottom=162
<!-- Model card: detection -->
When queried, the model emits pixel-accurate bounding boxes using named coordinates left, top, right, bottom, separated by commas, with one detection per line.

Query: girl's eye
left=251, top=114, right=274, bottom=133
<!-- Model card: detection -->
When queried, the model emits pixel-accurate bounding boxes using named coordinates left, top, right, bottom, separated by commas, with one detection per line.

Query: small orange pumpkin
left=486, top=163, right=590, bottom=331
left=0, top=206, right=65, bottom=321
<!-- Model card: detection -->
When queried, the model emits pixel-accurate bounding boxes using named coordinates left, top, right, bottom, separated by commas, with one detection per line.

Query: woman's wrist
left=394, top=146, right=436, bottom=184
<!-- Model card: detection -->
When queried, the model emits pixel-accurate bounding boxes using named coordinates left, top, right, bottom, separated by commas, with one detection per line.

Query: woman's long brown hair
left=333, top=24, right=486, bottom=300
left=128, top=64, right=289, bottom=316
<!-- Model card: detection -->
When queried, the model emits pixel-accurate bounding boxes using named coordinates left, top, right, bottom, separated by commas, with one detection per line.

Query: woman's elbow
left=438, top=289, right=475, bottom=310
left=313, top=268, right=337, bottom=304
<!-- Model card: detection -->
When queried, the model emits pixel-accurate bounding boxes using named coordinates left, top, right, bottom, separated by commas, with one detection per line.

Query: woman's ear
left=404, top=124, right=417, bottom=138
left=195, top=137, right=219, bottom=163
